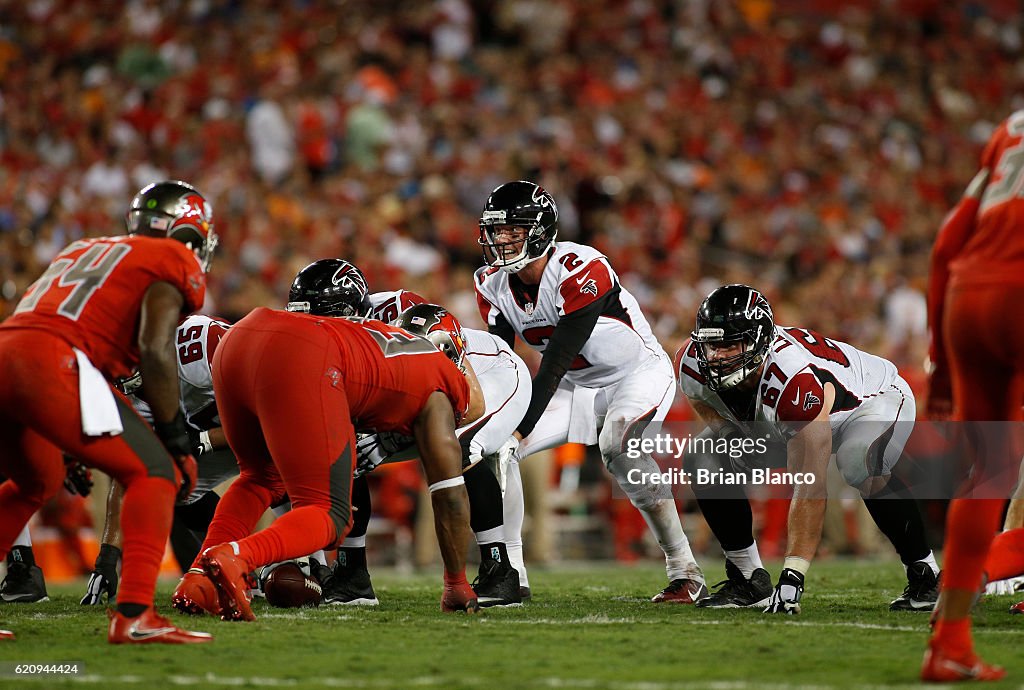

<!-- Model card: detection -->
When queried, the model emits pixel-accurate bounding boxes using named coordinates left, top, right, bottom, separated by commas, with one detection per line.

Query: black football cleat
left=472, top=559, right=522, bottom=608
left=322, top=561, right=378, bottom=606
left=0, top=562, right=49, bottom=604
left=695, top=561, right=772, bottom=609
left=891, top=562, right=939, bottom=612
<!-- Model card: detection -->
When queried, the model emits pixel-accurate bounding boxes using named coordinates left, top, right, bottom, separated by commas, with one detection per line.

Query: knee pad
left=605, top=453, right=671, bottom=512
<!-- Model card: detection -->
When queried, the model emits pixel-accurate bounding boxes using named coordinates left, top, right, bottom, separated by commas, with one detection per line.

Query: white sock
left=724, top=544, right=764, bottom=579
left=638, top=499, right=703, bottom=582
left=910, top=551, right=940, bottom=578
left=13, top=524, right=32, bottom=548
left=503, top=461, right=528, bottom=588
left=474, top=527, right=504, bottom=545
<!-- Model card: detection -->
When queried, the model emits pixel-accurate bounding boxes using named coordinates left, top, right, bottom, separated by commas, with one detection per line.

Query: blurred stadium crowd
left=1, top=0, right=1021, bottom=567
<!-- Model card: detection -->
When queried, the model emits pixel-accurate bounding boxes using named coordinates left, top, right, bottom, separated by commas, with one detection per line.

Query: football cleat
left=0, top=562, right=48, bottom=603
left=921, top=646, right=1006, bottom=682
left=441, top=584, right=480, bottom=613
left=519, top=586, right=532, bottom=601
left=322, top=561, right=379, bottom=606
left=171, top=569, right=220, bottom=616
left=0, top=629, right=13, bottom=640
left=652, top=578, right=709, bottom=604
left=108, top=606, right=212, bottom=645
left=1009, top=600, right=1024, bottom=614
left=695, top=561, right=772, bottom=609
left=891, top=562, right=940, bottom=612
left=472, top=559, right=522, bottom=608
left=201, top=544, right=256, bottom=621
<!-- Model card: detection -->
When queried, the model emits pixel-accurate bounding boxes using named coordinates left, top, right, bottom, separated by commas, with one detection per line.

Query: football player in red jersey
left=921, top=111, right=1024, bottom=682
left=194, top=308, right=486, bottom=621
left=0, top=180, right=216, bottom=644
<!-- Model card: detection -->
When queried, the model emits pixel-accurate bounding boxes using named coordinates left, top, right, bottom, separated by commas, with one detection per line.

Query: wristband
left=428, top=476, right=465, bottom=493
left=783, top=556, right=810, bottom=576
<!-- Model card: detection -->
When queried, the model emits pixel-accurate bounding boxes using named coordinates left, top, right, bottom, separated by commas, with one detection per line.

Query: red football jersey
left=3, top=235, right=206, bottom=380
left=950, top=111, right=1024, bottom=285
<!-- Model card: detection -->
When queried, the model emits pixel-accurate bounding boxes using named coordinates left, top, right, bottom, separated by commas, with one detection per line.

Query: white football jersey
left=132, top=314, right=230, bottom=431
left=475, top=242, right=667, bottom=388
left=368, top=290, right=425, bottom=323
left=677, top=325, right=901, bottom=441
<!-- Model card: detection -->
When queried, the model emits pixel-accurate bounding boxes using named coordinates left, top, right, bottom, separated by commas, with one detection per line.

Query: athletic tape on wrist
left=428, top=476, right=466, bottom=493
left=783, top=556, right=810, bottom=576
left=199, top=430, right=213, bottom=454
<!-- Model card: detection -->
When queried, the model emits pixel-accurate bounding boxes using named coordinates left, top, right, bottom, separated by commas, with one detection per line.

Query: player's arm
left=81, top=480, right=124, bottom=605
left=926, top=169, right=987, bottom=418
left=137, top=281, right=197, bottom=499
left=412, top=391, right=478, bottom=612
left=515, top=288, right=618, bottom=440
left=689, top=398, right=733, bottom=436
left=766, top=381, right=835, bottom=614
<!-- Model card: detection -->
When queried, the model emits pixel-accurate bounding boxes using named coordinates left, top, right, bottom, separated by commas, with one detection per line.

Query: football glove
left=154, top=412, right=198, bottom=501
left=354, top=432, right=414, bottom=477
left=765, top=568, right=804, bottom=615
left=63, top=458, right=93, bottom=497
left=81, top=544, right=121, bottom=605
left=484, top=436, right=519, bottom=497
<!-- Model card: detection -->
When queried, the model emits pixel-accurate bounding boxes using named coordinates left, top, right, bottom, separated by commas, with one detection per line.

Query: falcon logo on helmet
left=393, top=303, right=467, bottom=369
left=287, top=259, right=372, bottom=318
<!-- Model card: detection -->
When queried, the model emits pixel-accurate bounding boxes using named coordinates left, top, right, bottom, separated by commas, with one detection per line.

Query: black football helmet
left=478, top=180, right=558, bottom=273
left=393, top=303, right=467, bottom=369
left=691, top=284, right=775, bottom=391
left=286, top=259, right=371, bottom=317
left=125, top=180, right=217, bottom=272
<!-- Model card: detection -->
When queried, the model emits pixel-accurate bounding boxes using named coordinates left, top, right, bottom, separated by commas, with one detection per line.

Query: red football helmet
left=394, top=303, right=467, bottom=369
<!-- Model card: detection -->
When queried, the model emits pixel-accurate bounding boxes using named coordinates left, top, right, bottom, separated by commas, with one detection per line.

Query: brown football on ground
left=263, top=562, right=322, bottom=608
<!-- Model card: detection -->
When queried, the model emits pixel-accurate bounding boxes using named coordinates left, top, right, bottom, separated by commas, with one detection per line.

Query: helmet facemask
left=692, top=328, right=770, bottom=391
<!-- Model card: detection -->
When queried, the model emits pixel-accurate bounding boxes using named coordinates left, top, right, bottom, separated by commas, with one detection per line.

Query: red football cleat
left=108, top=607, right=212, bottom=644
left=171, top=569, right=221, bottom=616
left=1010, top=600, right=1024, bottom=615
left=201, top=544, right=256, bottom=622
left=0, top=629, right=13, bottom=640
left=921, top=646, right=1006, bottom=682
left=441, top=582, right=480, bottom=613
left=652, top=578, right=709, bottom=604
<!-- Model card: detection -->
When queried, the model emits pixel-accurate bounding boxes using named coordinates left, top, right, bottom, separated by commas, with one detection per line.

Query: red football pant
left=0, top=329, right=179, bottom=607
left=203, top=316, right=355, bottom=570
left=939, top=283, right=1024, bottom=595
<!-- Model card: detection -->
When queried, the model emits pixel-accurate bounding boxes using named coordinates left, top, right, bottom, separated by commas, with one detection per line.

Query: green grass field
left=1, top=560, right=1022, bottom=689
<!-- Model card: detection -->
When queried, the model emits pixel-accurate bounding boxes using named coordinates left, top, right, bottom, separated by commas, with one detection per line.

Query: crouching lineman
left=284, top=259, right=528, bottom=607
left=677, top=284, right=940, bottom=614
left=475, top=180, right=706, bottom=601
left=188, top=305, right=486, bottom=620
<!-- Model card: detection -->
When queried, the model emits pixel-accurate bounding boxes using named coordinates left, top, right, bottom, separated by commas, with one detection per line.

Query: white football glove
left=765, top=568, right=804, bottom=615
left=985, top=576, right=1024, bottom=596
left=354, top=432, right=414, bottom=477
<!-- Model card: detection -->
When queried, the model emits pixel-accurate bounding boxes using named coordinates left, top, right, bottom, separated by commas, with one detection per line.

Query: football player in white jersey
left=474, top=180, right=706, bottom=602
left=677, top=284, right=940, bottom=613
left=284, top=259, right=528, bottom=607
left=77, top=314, right=238, bottom=608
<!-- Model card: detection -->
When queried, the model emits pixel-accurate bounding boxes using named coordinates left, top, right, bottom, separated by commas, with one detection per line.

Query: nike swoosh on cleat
left=1, top=593, right=47, bottom=602
left=128, top=622, right=178, bottom=641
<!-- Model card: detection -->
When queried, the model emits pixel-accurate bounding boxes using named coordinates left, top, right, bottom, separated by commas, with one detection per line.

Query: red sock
left=941, top=498, right=1004, bottom=591
left=931, top=618, right=973, bottom=659
left=192, top=478, right=275, bottom=569
left=236, top=505, right=337, bottom=568
left=983, top=527, right=1024, bottom=582
left=117, top=476, right=176, bottom=606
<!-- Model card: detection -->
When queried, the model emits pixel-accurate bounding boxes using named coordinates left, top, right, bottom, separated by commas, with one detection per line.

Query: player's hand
left=765, top=568, right=804, bottom=615
left=985, top=576, right=1024, bottom=596
left=80, top=544, right=121, bottom=605
left=154, top=412, right=197, bottom=500
left=63, top=458, right=93, bottom=497
left=355, top=433, right=388, bottom=477
left=485, top=436, right=519, bottom=496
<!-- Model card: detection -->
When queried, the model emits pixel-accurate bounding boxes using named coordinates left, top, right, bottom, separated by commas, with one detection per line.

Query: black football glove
left=765, top=567, right=804, bottom=615
left=62, top=458, right=93, bottom=497
left=80, top=544, right=121, bottom=605
left=154, top=412, right=198, bottom=502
